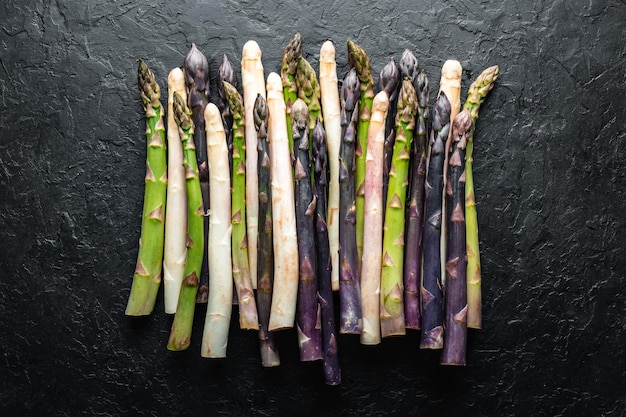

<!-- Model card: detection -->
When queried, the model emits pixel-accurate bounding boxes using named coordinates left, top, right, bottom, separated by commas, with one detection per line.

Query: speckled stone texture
left=1, top=0, right=625, bottom=415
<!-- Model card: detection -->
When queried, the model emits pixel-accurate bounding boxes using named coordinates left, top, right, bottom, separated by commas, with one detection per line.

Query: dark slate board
left=1, top=0, right=625, bottom=415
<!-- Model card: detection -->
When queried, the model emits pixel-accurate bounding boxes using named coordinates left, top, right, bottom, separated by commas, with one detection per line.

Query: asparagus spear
left=292, top=99, right=323, bottom=361
left=201, top=103, right=233, bottom=358
left=403, top=70, right=429, bottom=330
left=380, top=79, right=417, bottom=338
left=438, top=60, right=462, bottom=289
left=463, top=65, right=499, bottom=330
left=347, top=40, right=374, bottom=272
left=441, top=109, right=472, bottom=366
left=125, top=60, right=166, bottom=316
left=281, top=33, right=302, bottom=155
left=217, top=54, right=237, bottom=170
left=379, top=58, right=401, bottom=217
left=319, top=40, right=341, bottom=291
left=242, top=40, right=266, bottom=289
left=163, top=68, right=188, bottom=315
left=312, top=120, right=341, bottom=384
left=420, top=92, right=451, bottom=349
left=359, top=91, right=389, bottom=345
left=296, top=56, right=323, bottom=140
left=223, top=81, right=259, bottom=330
left=338, top=69, right=363, bottom=334
left=266, top=72, right=299, bottom=331
left=167, top=91, right=205, bottom=351
left=254, top=94, right=280, bottom=367
left=183, top=44, right=210, bottom=303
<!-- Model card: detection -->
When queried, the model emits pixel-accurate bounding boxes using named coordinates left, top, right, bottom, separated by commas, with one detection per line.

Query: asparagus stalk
left=338, top=69, right=363, bottom=334
left=403, top=70, right=429, bottom=330
left=296, top=56, right=323, bottom=140
left=183, top=44, right=210, bottom=303
left=163, top=68, right=188, bottom=314
left=292, top=99, right=323, bottom=361
left=347, top=40, right=374, bottom=272
left=217, top=54, right=237, bottom=170
left=438, top=60, right=462, bottom=289
left=223, top=81, right=260, bottom=330
left=201, top=103, right=233, bottom=358
left=167, top=91, right=205, bottom=351
left=125, top=60, right=166, bottom=316
left=242, top=40, right=266, bottom=289
left=281, top=33, right=302, bottom=155
left=266, top=72, right=299, bottom=331
left=254, top=94, right=280, bottom=366
left=359, top=91, right=389, bottom=345
left=379, top=58, right=401, bottom=217
left=380, top=79, right=417, bottom=338
left=312, top=120, right=341, bottom=384
left=319, top=40, right=341, bottom=291
left=441, top=109, right=472, bottom=366
left=463, top=65, right=499, bottom=330
left=420, top=93, right=451, bottom=349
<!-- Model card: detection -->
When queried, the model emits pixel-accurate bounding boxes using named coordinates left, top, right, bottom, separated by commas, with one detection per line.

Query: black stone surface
left=1, top=0, right=625, bottom=415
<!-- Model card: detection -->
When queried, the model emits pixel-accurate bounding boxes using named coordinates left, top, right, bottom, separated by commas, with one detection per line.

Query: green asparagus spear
left=347, top=40, right=374, bottom=272
left=379, top=58, right=401, bottom=219
left=463, top=65, right=499, bottom=330
left=217, top=54, right=237, bottom=170
left=125, top=60, right=167, bottom=316
left=223, top=81, right=259, bottom=330
left=281, top=33, right=302, bottom=154
left=167, top=91, right=204, bottom=350
left=380, top=79, right=417, bottom=337
left=296, top=56, right=323, bottom=137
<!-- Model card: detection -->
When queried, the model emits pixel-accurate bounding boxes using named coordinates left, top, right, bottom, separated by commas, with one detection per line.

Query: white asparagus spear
left=359, top=91, right=389, bottom=345
left=438, top=59, right=462, bottom=285
left=266, top=72, right=299, bottom=331
left=319, top=40, right=341, bottom=291
left=163, top=68, right=188, bottom=314
left=201, top=103, right=233, bottom=358
left=241, top=40, right=266, bottom=289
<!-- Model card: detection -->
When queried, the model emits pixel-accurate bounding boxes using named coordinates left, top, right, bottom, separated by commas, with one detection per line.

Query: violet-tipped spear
left=420, top=92, right=451, bottom=349
left=441, top=109, right=472, bottom=366
left=183, top=43, right=210, bottom=303
left=338, top=69, right=363, bottom=334
left=292, top=99, right=323, bottom=361
left=312, top=120, right=341, bottom=384
left=254, top=94, right=280, bottom=367
left=403, top=70, right=429, bottom=330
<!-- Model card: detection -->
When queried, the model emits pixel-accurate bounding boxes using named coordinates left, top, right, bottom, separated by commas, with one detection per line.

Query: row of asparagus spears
left=126, top=35, right=498, bottom=384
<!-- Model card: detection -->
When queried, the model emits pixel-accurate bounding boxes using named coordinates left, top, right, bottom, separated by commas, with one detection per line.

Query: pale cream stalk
left=163, top=68, right=188, bottom=314
left=319, top=40, right=341, bottom=291
left=201, top=103, right=233, bottom=358
left=266, top=72, right=299, bottom=331
left=359, top=91, right=388, bottom=345
left=438, top=59, right=462, bottom=285
left=241, top=40, right=266, bottom=289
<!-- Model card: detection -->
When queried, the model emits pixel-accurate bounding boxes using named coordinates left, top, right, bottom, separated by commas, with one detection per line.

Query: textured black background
left=1, top=0, right=625, bottom=415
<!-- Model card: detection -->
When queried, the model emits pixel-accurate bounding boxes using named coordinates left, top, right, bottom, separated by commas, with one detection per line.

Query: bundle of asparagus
left=127, top=39, right=499, bottom=379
